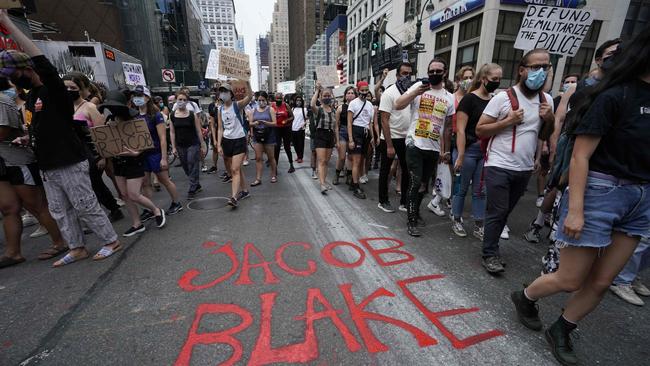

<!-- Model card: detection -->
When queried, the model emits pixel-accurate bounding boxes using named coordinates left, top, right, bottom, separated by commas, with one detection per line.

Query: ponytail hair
left=468, top=63, right=502, bottom=93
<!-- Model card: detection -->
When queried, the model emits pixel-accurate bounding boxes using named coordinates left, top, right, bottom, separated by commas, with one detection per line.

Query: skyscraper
left=269, top=0, right=290, bottom=92
left=198, top=0, right=238, bottom=50
left=256, top=34, right=270, bottom=91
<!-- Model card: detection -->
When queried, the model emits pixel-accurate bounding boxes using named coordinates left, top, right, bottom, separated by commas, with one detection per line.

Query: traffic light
left=361, top=31, right=368, bottom=48
left=371, top=31, right=379, bottom=50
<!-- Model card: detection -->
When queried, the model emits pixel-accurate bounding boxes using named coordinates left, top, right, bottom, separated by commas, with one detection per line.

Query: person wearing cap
left=131, top=85, right=182, bottom=217
left=346, top=80, right=376, bottom=199
left=216, top=81, right=253, bottom=208
left=0, top=9, right=122, bottom=266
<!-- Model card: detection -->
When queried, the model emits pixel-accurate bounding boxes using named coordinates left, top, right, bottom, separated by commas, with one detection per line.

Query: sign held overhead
left=122, top=62, right=146, bottom=86
left=276, top=81, right=296, bottom=95
left=514, top=5, right=596, bottom=57
left=218, top=47, right=251, bottom=81
left=315, top=65, right=340, bottom=87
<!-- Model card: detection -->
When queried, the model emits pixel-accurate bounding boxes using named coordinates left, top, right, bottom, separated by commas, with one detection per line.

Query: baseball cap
left=0, top=50, right=34, bottom=77
left=218, top=84, right=233, bottom=93
left=98, top=90, right=139, bottom=118
left=356, top=81, right=369, bottom=89
left=133, top=85, right=151, bottom=97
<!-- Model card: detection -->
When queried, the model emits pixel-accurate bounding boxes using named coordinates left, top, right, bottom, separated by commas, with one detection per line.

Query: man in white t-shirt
left=377, top=62, right=414, bottom=213
left=395, top=58, right=455, bottom=237
left=476, top=48, right=555, bottom=274
left=346, top=80, right=376, bottom=199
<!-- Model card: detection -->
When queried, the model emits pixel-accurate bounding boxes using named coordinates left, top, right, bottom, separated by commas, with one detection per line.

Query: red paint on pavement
left=320, top=241, right=366, bottom=268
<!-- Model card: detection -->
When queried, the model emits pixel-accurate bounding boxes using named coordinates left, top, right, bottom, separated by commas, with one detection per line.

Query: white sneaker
left=632, top=278, right=650, bottom=296
left=610, top=284, right=644, bottom=306
left=427, top=200, right=445, bottom=217
left=116, top=198, right=126, bottom=207
left=360, top=175, right=369, bottom=184
left=21, top=213, right=37, bottom=227
left=398, top=204, right=407, bottom=212
left=500, top=225, right=510, bottom=240
left=243, top=160, right=250, bottom=166
left=536, top=195, right=544, bottom=208
left=29, top=225, right=48, bottom=238
left=311, top=171, right=318, bottom=179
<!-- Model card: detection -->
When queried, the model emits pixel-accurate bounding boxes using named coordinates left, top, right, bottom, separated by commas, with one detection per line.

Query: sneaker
left=219, top=171, right=228, bottom=179
left=243, top=160, right=250, bottom=166
left=359, top=175, right=369, bottom=184
left=609, top=284, right=644, bottom=306
left=524, top=223, right=542, bottom=243
left=427, top=200, right=446, bottom=217
left=222, top=175, right=232, bottom=183
left=500, top=225, right=510, bottom=240
left=168, top=202, right=183, bottom=215
left=21, top=213, right=37, bottom=227
left=473, top=225, right=484, bottom=241
left=115, top=198, right=126, bottom=207
left=445, top=198, right=452, bottom=210
left=288, top=166, right=295, bottom=173
left=510, top=290, right=542, bottom=330
left=353, top=187, right=366, bottom=199
left=332, top=174, right=340, bottom=185
left=545, top=319, right=578, bottom=366
left=407, top=223, right=421, bottom=237
left=320, top=184, right=328, bottom=195
left=207, top=166, right=218, bottom=174
left=29, top=225, right=48, bottom=238
left=311, top=171, right=318, bottom=179
left=536, top=195, right=544, bottom=208
left=195, top=185, right=203, bottom=193
left=378, top=202, right=395, bottom=213
left=451, top=220, right=467, bottom=237
left=632, top=278, right=650, bottom=296
left=482, top=256, right=505, bottom=273
left=201, top=165, right=208, bottom=172
left=123, top=225, right=145, bottom=237
left=140, top=209, right=154, bottom=222
left=398, top=204, right=407, bottom=212
left=236, top=190, right=250, bottom=201
left=155, top=209, right=166, bottom=228
left=227, top=197, right=238, bottom=208
left=108, top=209, right=125, bottom=222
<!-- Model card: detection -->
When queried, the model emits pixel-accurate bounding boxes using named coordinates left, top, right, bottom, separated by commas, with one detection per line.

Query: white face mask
left=220, top=92, right=231, bottom=102
left=177, top=100, right=188, bottom=109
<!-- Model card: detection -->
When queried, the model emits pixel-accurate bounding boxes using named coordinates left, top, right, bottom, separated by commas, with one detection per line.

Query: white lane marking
left=19, top=350, right=52, bottom=366
left=368, top=223, right=390, bottom=229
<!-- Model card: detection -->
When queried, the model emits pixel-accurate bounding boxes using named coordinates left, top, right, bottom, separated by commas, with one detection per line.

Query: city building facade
left=269, top=0, right=291, bottom=92
left=303, top=33, right=327, bottom=98
left=198, top=0, right=238, bottom=49
left=256, top=34, right=270, bottom=91
left=346, top=0, right=392, bottom=84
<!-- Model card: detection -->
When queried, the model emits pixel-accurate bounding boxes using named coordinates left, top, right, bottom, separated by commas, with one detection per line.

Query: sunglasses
left=525, top=64, right=551, bottom=71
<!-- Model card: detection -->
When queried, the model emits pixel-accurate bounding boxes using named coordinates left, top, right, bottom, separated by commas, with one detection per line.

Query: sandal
left=271, top=176, right=277, bottom=183
left=38, top=246, right=68, bottom=260
left=251, top=180, right=262, bottom=187
left=93, top=243, right=123, bottom=261
left=53, top=251, right=89, bottom=268
left=0, top=256, right=26, bottom=269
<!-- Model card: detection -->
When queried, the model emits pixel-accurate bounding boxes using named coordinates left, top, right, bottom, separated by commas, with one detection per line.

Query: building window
left=622, top=0, right=650, bottom=40
left=434, top=26, right=453, bottom=67
left=493, top=11, right=525, bottom=86
left=563, top=20, right=603, bottom=78
left=364, top=2, right=367, bottom=18
left=371, top=0, right=374, bottom=12
left=404, top=0, right=421, bottom=22
left=456, top=14, right=482, bottom=70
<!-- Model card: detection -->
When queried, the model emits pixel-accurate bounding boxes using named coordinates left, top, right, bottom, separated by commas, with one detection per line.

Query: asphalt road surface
left=1, top=148, right=648, bottom=366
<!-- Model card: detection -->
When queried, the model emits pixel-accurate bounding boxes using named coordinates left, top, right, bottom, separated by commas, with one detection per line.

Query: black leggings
left=405, top=145, right=439, bottom=224
left=89, top=159, right=119, bottom=212
left=274, top=127, right=293, bottom=165
left=292, top=129, right=305, bottom=160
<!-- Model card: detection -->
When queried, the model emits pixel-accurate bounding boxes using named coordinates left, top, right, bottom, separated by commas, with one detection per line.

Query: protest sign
left=0, top=0, right=22, bottom=9
left=514, top=5, right=595, bottom=57
left=122, top=62, right=146, bottom=86
left=205, top=49, right=223, bottom=80
left=276, top=81, right=296, bottom=95
left=315, top=65, right=340, bottom=87
left=218, top=47, right=251, bottom=81
left=90, top=119, right=154, bottom=158
left=230, top=80, right=248, bottom=101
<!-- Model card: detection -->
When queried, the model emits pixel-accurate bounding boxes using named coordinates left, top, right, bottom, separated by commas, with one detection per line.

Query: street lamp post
left=406, top=0, right=435, bottom=75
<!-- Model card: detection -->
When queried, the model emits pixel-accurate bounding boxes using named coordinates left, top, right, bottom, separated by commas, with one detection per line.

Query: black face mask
left=295, top=100, right=303, bottom=107
left=396, top=76, right=414, bottom=94
left=427, top=73, right=443, bottom=85
left=67, top=90, right=81, bottom=101
left=484, top=80, right=500, bottom=93
left=12, top=75, right=33, bottom=90
left=276, top=100, right=282, bottom=106
left=18, top=91, right=28, bottom=101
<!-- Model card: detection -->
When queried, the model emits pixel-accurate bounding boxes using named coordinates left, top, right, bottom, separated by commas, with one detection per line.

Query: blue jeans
left=177, top=144, right=201, bottom=192
left=451, top=142, right=485, bottom=221
left=613, top=239, right=650, bottom=285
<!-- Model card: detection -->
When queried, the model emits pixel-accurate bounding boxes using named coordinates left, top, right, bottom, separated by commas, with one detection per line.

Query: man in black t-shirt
left=0, top=10, right=120, bottom=267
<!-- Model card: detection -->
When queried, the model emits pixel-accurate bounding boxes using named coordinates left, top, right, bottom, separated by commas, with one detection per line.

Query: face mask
left=177, top=100, right=188, bottom=109
left=2, top=88, right=17, bottom=99
left=459, top=79, right=472, bottom=91
left=258, top=100, right=267, bottom=108
left=159, top=102, right=164, bottom=108
left=132, top=96, right=146, bottom=107
left=359, top=92, right=368, bottom=99
left=484, top=80, right=500, bottom=93
left=601, top=55, right=617, bottom=72
left=220, top=92, right=231, bottom=102
left=427, top=73, right=443, bottom=85
left=322, top=97, right=332, bottom=105
left=12, top=75, right=33, bottom=90
left=295, top=100, right=303, bottom=107
left=276, top=100, right=282, bottom=106
left=396, top=76, right=414, bottom=94
left=524, top=68, right=547, bottom=91
left=561, top=83, right=573, bottom=93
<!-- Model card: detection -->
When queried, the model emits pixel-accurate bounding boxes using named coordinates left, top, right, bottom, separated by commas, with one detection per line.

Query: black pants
left=89, top=159, right=119, bottom=212
left=292, top=129, right=305, bottom=160
left=482, top=166, right=532, bottom=258
left=405, top=145, right=439, bottom=224
left=274, top=127, right=293, bottom=165
left=378, top=138, right=408, bottom=206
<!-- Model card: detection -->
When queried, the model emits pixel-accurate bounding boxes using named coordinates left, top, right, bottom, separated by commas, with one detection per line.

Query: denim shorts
left=143, top=151, right=162, bottom=173
left=555, top=175, right=650, bottom=248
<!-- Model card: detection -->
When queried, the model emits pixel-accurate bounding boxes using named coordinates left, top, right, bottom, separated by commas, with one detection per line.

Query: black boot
left=545, top=316, right=578, bottom=366
left=333, top=170, right=341, bottom=185
left=407, top=222, right=421, bottom=237
left=510, top=289, right=542, bottom=331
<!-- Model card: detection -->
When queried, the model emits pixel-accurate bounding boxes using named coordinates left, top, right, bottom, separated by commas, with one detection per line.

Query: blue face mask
left=132, top=96, right=146, bottom=107
left=2, top=88, right=17, bottom=99
left=524, top=68, right=547, bottom=91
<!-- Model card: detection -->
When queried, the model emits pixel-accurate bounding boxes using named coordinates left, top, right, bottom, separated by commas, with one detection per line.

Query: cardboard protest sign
left=0, top=0, right=22, bottom=9
left=514, top=5, right=596, bottom=57
left=122, top=62, right=146, bottom=86
left=276, top=81, right=296, bottom=95
left=90, top=119, right=154, bottom=158
left=315, top=65, right=340, bottom=87
left=230, top=80, right=248, bottom=101
left=218, top=47, right=251, bottom=81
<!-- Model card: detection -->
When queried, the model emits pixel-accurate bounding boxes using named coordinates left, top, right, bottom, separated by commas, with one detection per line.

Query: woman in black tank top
left=334, top=86, right=357, bottom=186
left=311, top=83, right=338, bottom=194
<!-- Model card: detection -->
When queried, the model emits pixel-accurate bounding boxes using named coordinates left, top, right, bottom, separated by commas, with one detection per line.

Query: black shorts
left=313, top=129, right=336, bottom=149
left=0, top=163, right=42, bottom=186
left=540, top=153, right=550, bottom=173
left=113, top=156, right=145, bottom=179
left=349, top=125, right=370, bottom=155
left=221, top=137, right=247, bottom=157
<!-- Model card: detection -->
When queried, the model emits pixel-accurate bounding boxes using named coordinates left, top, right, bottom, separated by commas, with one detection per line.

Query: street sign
left=413, top=43, right=425, bottom=51
left=371, top=44, right=403, bottom=77
left=162, top=68, right=176, bottom=83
